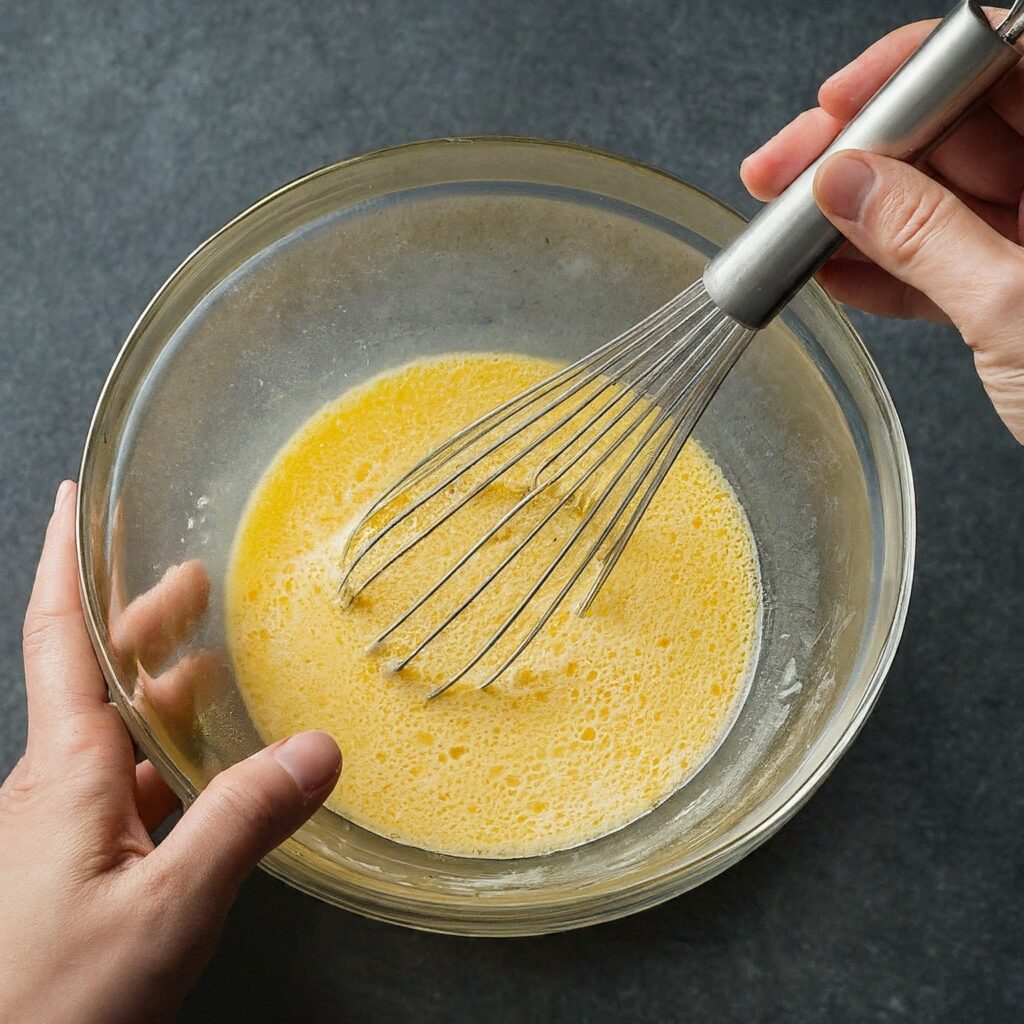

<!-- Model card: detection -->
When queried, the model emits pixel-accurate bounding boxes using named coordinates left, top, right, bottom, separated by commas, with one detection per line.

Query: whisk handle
left=703, top=0, right=1022, bottom=329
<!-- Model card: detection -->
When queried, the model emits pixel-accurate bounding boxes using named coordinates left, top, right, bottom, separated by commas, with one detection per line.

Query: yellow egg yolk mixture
left=226, top=353, right=759, bottom=858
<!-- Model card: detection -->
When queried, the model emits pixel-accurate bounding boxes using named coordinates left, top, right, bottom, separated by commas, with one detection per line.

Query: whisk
left=340, top=1, right=1023, bottom=697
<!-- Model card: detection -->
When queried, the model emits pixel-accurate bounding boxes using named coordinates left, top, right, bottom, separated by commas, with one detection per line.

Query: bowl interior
left=79, top=139, right=912, bottom=934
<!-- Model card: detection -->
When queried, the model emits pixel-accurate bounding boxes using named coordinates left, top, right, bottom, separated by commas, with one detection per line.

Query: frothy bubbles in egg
left=226, top=353, right=759, bottom=858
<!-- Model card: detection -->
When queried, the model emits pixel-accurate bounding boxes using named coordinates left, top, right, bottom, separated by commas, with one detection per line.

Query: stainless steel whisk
left=340, top=1, right=1023, bottom=697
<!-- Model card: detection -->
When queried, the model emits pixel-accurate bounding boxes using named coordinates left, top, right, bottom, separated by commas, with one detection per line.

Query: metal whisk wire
left=338, top=283, right=711, bottom=601
left=426, top=314, right=755, bottom=698
left=339, top=281, right=754, bottom=696
left=368, top=295, right=717, bottom=651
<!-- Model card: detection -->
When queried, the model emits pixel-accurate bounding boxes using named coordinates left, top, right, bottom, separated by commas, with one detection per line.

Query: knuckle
left=21, top=605, right=83, bottom=663
left=21, top=608, right=63, bottom=654
left=139, top=860, right=184, bottom=920
left=881, top=186, right=957, bottom=267
left=208, top=769, right=283, bottom=843
left=0, top=758, right=39, bottom=816
left=990, top=252, right=1024, bottom=316
left=65, top=732, right=132, bottom=786
left=954, top=248, right=1024, bottom=348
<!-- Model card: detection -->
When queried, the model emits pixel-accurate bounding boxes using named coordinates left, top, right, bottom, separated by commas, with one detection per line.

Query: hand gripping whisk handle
left=703, top=0, right=1023, bottom=329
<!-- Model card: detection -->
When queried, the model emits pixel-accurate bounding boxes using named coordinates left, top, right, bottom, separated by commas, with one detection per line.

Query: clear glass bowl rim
left=76, top=135, right=916, bottom=935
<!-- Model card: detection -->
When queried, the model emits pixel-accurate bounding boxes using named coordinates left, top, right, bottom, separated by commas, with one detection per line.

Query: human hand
left=0, top=481, right=342, bottom=1024
left=740, top=11, right=1024, bottom=443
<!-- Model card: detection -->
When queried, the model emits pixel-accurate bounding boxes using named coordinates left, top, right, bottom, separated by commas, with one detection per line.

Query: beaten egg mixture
left=226, top=353, right=759, bottom=857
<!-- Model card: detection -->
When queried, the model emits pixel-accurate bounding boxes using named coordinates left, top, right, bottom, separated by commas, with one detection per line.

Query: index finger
left=22, top=481, right=126, bottom=760
left=741, top=21, right=942, bottom=203
left=820, top=11, right=1024, bottom=132
left=818, top=21, right=936, bottom=121
left=744, top=13, right=1024, bottom=204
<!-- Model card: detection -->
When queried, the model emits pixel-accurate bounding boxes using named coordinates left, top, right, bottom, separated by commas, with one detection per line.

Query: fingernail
left=53, top=480, right=74, bottom=513
left=271, top=731, right=341, bottom=800
left=816, top=153, right=876, bottom=223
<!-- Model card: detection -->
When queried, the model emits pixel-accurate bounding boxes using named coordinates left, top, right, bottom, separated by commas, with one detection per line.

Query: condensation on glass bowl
left=77, top=137, right=914, bottom=936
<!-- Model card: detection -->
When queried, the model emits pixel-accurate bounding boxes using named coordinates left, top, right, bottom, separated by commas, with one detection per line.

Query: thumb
left=814, top=150, right=1024, bottom=441
left=148, top=731, right=341, bottom=905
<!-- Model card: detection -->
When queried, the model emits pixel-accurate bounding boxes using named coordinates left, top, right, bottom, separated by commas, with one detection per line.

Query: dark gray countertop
left=2, top=1, right=1022, bottom=1021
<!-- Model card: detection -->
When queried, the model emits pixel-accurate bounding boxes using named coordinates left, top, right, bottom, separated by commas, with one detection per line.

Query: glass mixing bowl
left=78, top=137, right=914, bottom=936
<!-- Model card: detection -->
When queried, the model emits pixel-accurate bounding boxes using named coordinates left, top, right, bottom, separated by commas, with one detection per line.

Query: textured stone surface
left=1, top=0, right=1021, bottom=1021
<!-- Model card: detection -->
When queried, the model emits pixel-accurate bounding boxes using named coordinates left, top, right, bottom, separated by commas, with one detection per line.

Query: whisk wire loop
left=577, top=320, right=755, bottom=615
left=337, top=278, right=757, bottom=696
left=370, top=307, right=719, bottom=650
left=339, top=282, right=712, bottom=600
left=465, top=319, right=752, bottom=696
left=403, top=308, right=738, bottom=696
